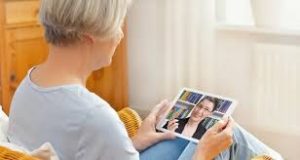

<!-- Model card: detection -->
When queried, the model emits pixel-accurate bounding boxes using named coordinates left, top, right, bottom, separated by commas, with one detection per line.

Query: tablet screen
left=157, top=88, right=237, bottom=143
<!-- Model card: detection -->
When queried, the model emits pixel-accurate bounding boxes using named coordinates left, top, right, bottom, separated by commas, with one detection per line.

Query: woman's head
left=39, top=0, right=131, bottom=69
left=190, top=97, right=217, bottom=123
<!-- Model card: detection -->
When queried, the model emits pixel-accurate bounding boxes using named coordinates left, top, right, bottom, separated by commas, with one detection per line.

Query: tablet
left=156, top=88, right=237, bottom=143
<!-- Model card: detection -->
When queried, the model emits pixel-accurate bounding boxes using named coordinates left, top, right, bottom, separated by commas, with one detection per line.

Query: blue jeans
left=140, top=124, right=283, bottom=160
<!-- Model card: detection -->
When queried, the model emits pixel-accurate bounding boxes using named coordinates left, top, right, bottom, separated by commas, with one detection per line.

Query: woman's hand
left=193, top=118, right=234, bottom=160
left=167, top=119, right=179, bottom=132
left=131, top=100, right=176, bottom=151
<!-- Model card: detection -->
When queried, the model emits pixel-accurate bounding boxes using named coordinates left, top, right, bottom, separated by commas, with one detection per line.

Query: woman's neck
left=186, top=118, right=203, bottom=127
left=30, top=45, right=93, bottom=87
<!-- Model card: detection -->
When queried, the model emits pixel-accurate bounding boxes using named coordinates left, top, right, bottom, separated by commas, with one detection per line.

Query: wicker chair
left=0, top=146, right=38, bottom=160
left=118, top=107, right=142, bottom=138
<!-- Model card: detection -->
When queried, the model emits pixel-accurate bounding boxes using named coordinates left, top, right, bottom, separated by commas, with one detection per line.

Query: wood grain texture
left=0, top=0, right=9, bottom=112
left=5, top=0, right=40, bottom=25
left=87, top=26, right=129, bottom=111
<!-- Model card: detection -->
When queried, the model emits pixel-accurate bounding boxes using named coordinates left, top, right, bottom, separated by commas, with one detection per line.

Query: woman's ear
left=82, top=34, right=96, bottom=45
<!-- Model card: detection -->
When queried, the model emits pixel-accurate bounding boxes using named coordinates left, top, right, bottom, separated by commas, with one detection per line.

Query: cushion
left=0, top=105, right=9, bottom=142
left=0, top=105, right=59, bottom=160
left=0, top=141, right=59, bottom=160
left=31, top=143, right=59, bottom=160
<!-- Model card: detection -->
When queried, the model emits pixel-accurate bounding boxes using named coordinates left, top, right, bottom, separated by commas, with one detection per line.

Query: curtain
left=128, top=0, right=216, bottom=108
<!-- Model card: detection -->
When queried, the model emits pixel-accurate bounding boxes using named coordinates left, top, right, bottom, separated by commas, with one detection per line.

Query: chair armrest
left=251, top=155, right=274, bottom=160
left=0, top=146, right=38, bottom=160
left=118, top=107, right=142, bottom=137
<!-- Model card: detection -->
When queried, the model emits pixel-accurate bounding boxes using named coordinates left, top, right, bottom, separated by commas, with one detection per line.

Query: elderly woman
left=7, top=0, right=234, bottom=160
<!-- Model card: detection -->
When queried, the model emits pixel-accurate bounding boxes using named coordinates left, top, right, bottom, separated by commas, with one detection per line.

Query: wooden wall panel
left=87, top=35, right=128, bottom=111
left=0, top=0, right=7, bottom=110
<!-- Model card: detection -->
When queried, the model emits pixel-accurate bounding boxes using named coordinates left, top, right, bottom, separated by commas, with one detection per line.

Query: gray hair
left=39, top=0, right=131, bottom=46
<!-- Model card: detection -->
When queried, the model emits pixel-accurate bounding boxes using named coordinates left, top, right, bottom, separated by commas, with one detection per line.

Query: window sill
left=215, top=23, right=300, bottom=37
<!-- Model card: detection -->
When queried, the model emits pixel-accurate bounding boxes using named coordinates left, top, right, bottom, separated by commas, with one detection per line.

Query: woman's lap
left=140, top=124, right=283, bottom=160
left=139, top=138, right=189, bottom=160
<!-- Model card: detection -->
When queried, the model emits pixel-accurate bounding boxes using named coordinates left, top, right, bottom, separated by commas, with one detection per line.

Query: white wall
left=127, top=0, right=216, bottom=112
left=215, top=31, right=300, bottom=160
left=127, top=0, right=300, bottom=159
left=127, top=0, right=168, bottom=113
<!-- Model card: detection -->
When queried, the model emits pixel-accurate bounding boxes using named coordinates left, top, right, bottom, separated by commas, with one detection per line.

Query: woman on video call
left=8, top=0, right=283, bottom=159
left=163, top=96, right=217, bottom=139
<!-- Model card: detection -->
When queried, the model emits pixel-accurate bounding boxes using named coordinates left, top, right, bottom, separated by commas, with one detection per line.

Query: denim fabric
left=140, top=138, right=189, bottom=160
left=140, top=124, right=283, bottom=160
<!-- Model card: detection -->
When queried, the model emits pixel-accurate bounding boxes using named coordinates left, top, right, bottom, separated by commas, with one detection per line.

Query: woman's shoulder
left=73, top=89, right=121, bottom=129
left=68, top=89, right=121, bottom=128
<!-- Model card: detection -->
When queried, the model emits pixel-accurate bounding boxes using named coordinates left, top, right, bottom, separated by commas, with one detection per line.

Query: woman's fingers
left=154, top=131, right=176, bottom=143
left=132, top=100, right=175, bottom=151
left=209, top=119, right=229, bottom=133
left=218, top=119, right=234, bottom=144
left=193, top=118, right=234, bottom=160
left=169, top=119, right=178, bottom=124
left=149, top=100, right=169, bottom=117
left=169, top=123, right=179, bottom=131
left=148, top=100, right=172, bottom=124
left=167, top=119, right=179, bottom=131
left=223, top=117, right=235, bottom=132
left=158, top=100, right=173, bottom=116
